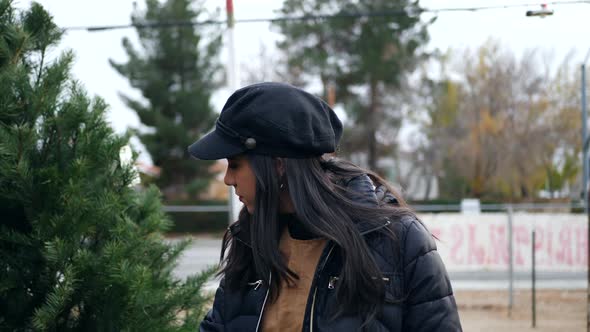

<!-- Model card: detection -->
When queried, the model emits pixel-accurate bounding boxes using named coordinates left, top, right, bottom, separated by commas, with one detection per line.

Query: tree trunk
left=368, top=80, right=378, bottom=170
left=423, top=172, right=432, bottom=201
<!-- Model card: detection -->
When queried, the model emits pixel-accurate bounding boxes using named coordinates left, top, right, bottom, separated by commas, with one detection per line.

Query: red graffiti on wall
left=429, top=220, right=587, bottom=269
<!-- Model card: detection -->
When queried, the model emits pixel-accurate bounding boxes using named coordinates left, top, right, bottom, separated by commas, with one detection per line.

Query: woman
left=189, top=82, right=462, bottom=331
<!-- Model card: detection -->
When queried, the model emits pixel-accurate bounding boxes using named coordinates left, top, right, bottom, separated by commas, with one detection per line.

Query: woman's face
left=224, top=155, right=257, bottom=214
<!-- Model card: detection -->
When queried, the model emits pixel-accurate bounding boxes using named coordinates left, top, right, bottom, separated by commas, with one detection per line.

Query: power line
left=427, top=0, right=589, bottom=12
left=62, top=1, right=590, bottom=32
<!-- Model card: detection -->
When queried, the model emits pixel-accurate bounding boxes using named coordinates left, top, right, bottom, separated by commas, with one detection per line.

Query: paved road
left=173, top=238, right=587, bottom=291
left=173, top=238, right=221, bottom=280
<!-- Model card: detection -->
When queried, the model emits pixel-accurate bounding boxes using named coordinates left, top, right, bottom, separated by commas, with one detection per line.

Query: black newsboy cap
left=188, top=82, right=343, bottom=160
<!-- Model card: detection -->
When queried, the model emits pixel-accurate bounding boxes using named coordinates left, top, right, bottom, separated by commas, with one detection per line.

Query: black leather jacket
left=201, top=175, right=462, bottom=331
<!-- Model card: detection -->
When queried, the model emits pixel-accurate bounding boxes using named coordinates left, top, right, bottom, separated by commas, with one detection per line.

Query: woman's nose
left=223, top=170, right=234, bottom=187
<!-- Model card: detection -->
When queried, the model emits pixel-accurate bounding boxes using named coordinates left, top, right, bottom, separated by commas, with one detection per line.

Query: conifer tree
left=0, top=2, right=213, bottom=330
left=110, top=0, right=223, bottom=200
left=275, top=0, right=432, bottom=171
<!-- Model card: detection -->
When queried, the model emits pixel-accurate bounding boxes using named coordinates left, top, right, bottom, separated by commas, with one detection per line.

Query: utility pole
left=583, top=50, right=590, bottom=214
left=524, top=9, right=588, bottom=330
left=226, top=0, right=241, bottom=224
left=583, top=48, right=590, bottom=332
left=583, top=49, right=590, bottom=332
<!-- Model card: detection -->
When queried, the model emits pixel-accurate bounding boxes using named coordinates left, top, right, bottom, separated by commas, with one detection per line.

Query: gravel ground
left=456, top=289, right=585, bottom=331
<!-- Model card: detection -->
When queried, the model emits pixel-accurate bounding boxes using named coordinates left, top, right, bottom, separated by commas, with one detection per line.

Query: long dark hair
left=218, top=155, right=416, bottom=326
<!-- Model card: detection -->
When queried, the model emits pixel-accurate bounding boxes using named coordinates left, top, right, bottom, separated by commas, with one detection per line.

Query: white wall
left=419, top=213, right=587, bottom=272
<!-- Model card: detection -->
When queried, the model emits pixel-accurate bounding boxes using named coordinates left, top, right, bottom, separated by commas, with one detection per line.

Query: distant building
left=349, top=152, right=438, bottom=201
left=170, top=152, right=440, bottom=202
left=203, top=159, right=230, bottom=201
left=135, top=160, right=229, bottom=201
left=136, top=161, right=161, bottom=178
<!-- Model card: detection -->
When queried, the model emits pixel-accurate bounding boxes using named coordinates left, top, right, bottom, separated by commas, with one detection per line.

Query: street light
left=526, top=4, right=554, bottom=17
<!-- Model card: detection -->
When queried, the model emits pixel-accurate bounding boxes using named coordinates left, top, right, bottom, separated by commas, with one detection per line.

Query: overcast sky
left=14, top=0, right=590, bottom=163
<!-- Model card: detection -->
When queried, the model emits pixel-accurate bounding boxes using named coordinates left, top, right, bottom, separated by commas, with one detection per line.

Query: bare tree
left=412, top=40, right=581, bottom=200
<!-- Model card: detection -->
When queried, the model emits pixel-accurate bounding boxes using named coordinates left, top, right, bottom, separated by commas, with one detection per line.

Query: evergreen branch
left=32, top=264, right=77, bottom=330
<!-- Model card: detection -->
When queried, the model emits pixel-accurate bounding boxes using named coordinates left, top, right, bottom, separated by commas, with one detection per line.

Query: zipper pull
left=248, top=280, right=263, bottom=290
left=371, top=276, right=390, bottom=282
left=328, top=276, right=339, bottom=289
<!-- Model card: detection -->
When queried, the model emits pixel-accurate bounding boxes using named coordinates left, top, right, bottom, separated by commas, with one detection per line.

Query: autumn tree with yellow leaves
left=414, top=40, right=580, bottom=201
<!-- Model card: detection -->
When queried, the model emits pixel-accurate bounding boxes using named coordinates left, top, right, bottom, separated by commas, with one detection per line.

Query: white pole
left=583, top=48, right=590, bottom=332
left=226, top=0, right=241, bottom=224
left=507, top=204, right=514, bottom=316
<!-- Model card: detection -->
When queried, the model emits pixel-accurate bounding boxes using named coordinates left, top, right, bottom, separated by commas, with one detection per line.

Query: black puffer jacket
left=201, top=175, right=462, bottom=331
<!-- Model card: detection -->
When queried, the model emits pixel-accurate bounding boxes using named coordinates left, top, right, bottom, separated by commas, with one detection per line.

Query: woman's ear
left=274, top=157, right=286, bottom=177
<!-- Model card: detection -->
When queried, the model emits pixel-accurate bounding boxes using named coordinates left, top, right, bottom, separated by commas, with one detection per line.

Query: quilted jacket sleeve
left=200, top=279, right=225, bottom=332
left=402, top=219, right=462, bottom=331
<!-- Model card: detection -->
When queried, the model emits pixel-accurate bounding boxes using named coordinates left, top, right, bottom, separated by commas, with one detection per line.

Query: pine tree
left=275, top=0, right=433, bottom=171
left=110, top=0, right=223, bottom=200
left=0, top=2, right=214, bottom=330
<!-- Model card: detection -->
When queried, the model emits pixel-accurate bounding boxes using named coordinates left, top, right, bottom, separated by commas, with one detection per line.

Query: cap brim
left=188, top=129, right=245, bottom=160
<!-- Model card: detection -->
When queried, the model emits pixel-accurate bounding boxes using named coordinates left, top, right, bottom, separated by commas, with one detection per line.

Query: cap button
left=244, top=137, right=256, bottom=150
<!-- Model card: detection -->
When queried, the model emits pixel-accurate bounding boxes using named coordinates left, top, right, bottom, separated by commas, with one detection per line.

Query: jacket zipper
left=255, top=273, right=271, bottom=332
left=309, top=219, right=391, bottom=331
left=246, top=219, right=391, bottom=332
left=309, top=245, right=335, bottom=332
left=359, top=219, right=391, bottom=236
left=328, top=276, right=339, bottom=289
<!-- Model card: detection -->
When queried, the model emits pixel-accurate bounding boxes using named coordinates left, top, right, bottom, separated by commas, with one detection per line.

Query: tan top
left=261, top=227, right=327, bottom=332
